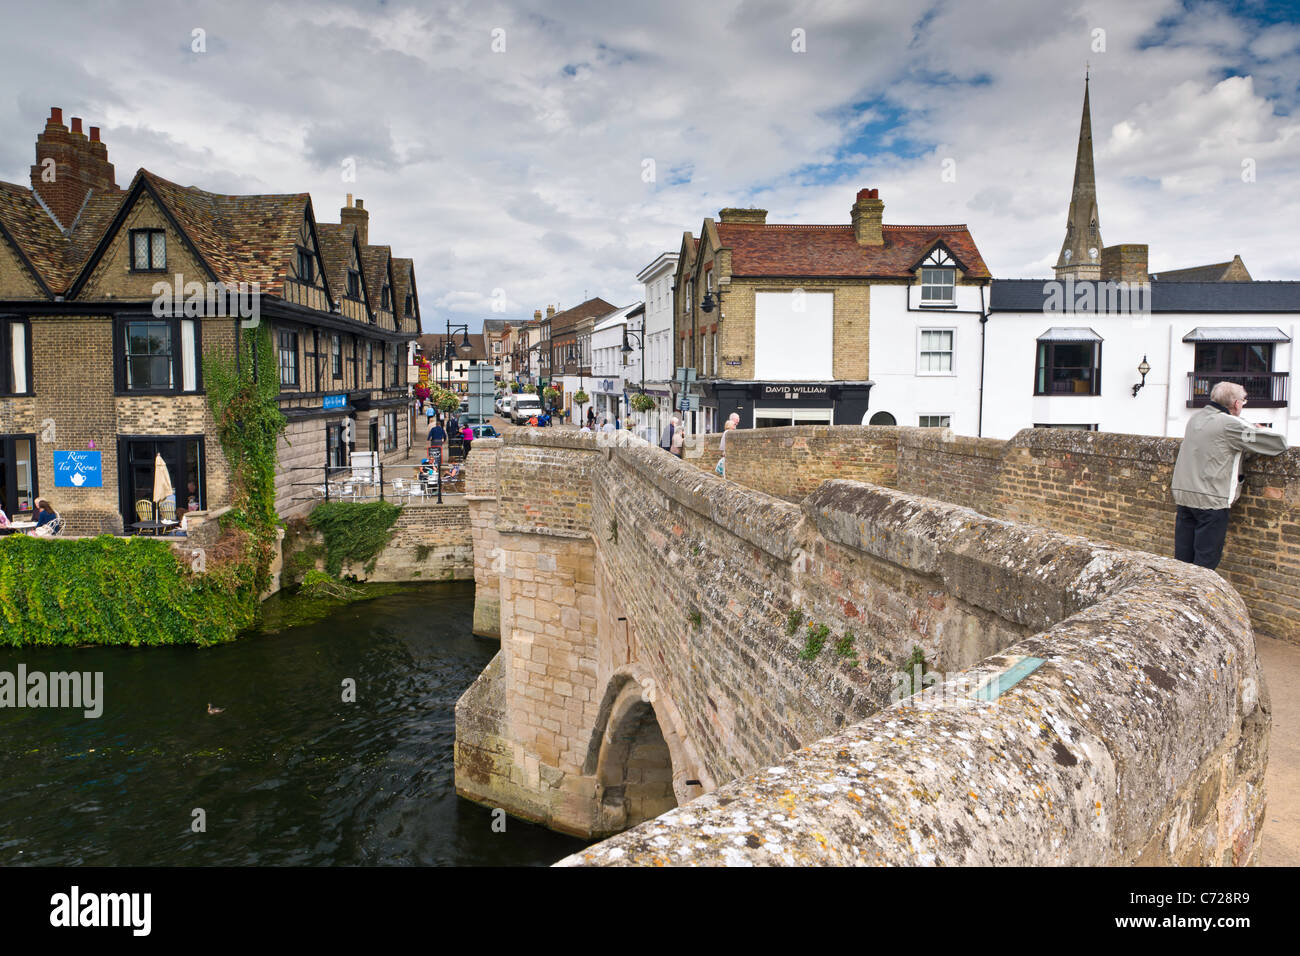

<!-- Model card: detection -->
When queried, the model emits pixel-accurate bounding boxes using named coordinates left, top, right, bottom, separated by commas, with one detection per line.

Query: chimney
left=1100, top=244, right=1148, bottom=284
left=546, top=305, right=555, bottom=319
left=341, top=195, right=369, bottom=246
left=30, top=106, right=117, bottom=229
left=534, top=309, right=542, bottom=321
left=851, top=188, right=884, bottom=246
left=717, top=207, right=767, bottom=224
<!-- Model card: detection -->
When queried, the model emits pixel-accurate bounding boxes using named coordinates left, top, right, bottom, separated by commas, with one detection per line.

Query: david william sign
left=53, top=451, right=103, bottom=488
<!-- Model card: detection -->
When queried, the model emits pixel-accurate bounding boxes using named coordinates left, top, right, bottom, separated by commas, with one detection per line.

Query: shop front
left=705, top=381, right=873, bottom=429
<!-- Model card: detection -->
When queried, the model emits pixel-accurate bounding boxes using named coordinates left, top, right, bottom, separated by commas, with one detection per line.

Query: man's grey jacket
left=1172, top=403, right=1288, bottom=509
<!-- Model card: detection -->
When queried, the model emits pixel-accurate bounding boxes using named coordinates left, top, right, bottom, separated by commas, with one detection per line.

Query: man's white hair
left=1209, top=381, right=1247, bottom=406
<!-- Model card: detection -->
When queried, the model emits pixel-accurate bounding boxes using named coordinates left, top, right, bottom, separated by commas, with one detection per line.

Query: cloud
left=0, top=0, right=1296, bottom=338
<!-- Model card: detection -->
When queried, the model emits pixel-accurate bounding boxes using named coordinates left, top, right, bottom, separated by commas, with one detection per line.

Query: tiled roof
left=360, top=244, right=391, bottom=309
left=1150, top=261, right=1243, bottom=282
left=139, top=171, right=309, bottom=296
left=0, top=180, right=129, bottom=294
left=717, top=222, right=991, bottom=279
left=315, top=222, right=359, bottom=303
left=548, top=297, right=617, bottom=335
left=418, top=332, right=487, bottom=361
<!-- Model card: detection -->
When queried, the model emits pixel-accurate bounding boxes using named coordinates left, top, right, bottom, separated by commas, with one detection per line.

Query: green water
left=0, top=582, right=586, bottom=866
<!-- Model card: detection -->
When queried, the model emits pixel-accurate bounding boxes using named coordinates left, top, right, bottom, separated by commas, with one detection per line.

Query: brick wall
left=721, top=425, right=1300, bottom=645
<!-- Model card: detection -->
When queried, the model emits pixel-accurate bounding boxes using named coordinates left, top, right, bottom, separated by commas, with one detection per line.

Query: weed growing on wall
left=308, top=501, right=402, bottom=576
left=799, top=622, right=829, bottom=660
left=785, top=607, right=804, bottom=636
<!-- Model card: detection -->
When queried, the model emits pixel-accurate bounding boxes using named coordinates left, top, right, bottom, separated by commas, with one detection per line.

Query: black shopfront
left=702, top=380, right=874, bottom=429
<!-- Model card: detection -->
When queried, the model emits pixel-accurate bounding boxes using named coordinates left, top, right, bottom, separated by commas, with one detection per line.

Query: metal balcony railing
left=1187, top=371, right=1289, bottom=408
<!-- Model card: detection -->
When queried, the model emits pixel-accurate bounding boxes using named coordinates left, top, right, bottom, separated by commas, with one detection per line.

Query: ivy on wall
left=0, top=325, right=286, bottom=647
left=307, top=502, right=402, bottom=577
left=0, top=536, right=254, bottom=647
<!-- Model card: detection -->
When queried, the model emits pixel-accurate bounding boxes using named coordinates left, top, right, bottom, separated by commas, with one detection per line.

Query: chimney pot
left=355, top=199, right=364, bottom=210
left=346, top=193, right=353, bottom=207
left=71, top=117, right=83, bottom=134
left=89, top=126, right=101, bottom=142
left=49, top=107, right=62, bottom=125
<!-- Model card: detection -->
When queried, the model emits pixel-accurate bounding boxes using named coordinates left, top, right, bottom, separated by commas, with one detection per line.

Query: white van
left=508, top=393, right=544, bottom=424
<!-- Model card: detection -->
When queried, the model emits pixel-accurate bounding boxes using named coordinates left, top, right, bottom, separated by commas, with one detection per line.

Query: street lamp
left=621, top=324, right=646, bottom=395
left=1132, top=355, right=1151, bottom=397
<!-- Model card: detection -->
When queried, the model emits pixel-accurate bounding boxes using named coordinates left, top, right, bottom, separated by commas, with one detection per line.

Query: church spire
left=1054, top=71, right=1103, bottom=280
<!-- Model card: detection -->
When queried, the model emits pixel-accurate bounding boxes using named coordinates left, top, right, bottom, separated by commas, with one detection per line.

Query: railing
left=1187, top=371, right=1289, bottom=408
left=282, top=458, right=464, bottom=507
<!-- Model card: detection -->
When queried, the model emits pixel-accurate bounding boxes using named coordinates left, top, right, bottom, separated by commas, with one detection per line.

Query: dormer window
left=918, top=246, right=957, bottom=305
left=404, top=294, right=413, bottom=317
left=296, top=247, right=315, bottom=283
left=130, top=229, right=166, bottom=271
left=381, top=285, right=390, bottom=310
left=347, top=269, right=360, bottom=299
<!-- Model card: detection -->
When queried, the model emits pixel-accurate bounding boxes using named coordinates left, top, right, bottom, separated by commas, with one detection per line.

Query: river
left=0, top=582, right=587, bottom=866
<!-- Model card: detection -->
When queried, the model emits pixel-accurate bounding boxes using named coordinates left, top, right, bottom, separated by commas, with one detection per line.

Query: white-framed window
left=919, top=414, right=951, bottom=428
left=920, top=268, right=955, bottom=303
left=917, top=329, right=955, bottom=374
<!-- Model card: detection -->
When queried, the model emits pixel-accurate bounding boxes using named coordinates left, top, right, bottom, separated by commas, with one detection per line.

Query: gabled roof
left=360, top=244, right=392, bottom=306
left=0, top=180, right=127, bottom=295
left=315, top=222, right=367, bottom=305
left=1151, top=256, right=1252, bottom=282
left=391, top=256, right=418, bottom=328
left=716, top=222, right=991, bottom=279
left=134, top=171, right=310, bottom=296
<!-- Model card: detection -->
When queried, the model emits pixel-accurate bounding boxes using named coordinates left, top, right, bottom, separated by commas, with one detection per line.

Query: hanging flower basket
left=573, top=389, right=589, bottom=405
left=630, top=393, right=655, bottom=413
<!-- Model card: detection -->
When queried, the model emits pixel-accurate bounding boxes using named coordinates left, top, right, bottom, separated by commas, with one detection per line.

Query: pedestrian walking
left=669, top=416, right=684, bottom=458
left=1172, top=381, right=1288, bottom=569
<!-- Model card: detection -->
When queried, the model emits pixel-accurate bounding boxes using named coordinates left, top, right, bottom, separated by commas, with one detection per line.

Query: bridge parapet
left=457, top=428, right=1268, bottom=863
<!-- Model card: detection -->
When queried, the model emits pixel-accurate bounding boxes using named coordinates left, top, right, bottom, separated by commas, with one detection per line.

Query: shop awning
left=1036, top=327, right=1103, bottom=342
left=1182, top=326, right=1291, bottom=343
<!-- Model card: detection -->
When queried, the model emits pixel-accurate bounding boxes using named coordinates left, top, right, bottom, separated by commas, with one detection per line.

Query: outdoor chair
left=134, top=499, right=155, bottom=534
left=158, top=499, right=178, bottom=526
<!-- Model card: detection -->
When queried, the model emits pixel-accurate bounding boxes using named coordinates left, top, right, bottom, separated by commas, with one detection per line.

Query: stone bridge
left=455, top=427, right=1280, bottom=865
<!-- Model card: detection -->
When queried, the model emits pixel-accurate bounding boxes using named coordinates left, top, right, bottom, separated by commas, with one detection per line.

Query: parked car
left=470, top=423, right=499, bottom=440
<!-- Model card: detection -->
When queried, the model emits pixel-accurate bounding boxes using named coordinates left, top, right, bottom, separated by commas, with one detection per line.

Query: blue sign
left=53, top=450, right=103, bottom=488
left=323, top=393, right=347, bottom=410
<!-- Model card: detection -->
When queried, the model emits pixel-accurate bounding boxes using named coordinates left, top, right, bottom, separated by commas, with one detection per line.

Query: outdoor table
left=130, top=520, right=168, bottom=535
left=0, top=521, right=37, bottom=536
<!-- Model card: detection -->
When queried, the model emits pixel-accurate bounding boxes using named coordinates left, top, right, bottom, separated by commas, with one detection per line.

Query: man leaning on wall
left=1171, top=381, right=1288, bottom=570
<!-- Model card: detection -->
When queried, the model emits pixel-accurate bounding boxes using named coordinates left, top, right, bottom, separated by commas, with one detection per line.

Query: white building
left=590, top=303, right=643, bottom=426
left=848, top=273, right=988, bottom=434
left=637, top=252, right=679, bottom=442
left=983, top=280, right=1300, bottom=442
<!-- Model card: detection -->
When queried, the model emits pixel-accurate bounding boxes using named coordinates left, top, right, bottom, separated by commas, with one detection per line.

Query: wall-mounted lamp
left=1132, top=355, right=1151, bottom=397
left=700, top=283, right=726, bottom=314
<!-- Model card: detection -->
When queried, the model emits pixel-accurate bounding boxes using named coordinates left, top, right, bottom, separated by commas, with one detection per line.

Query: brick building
left=0, top=108, right=421, bottom=532
left=547, top=297, right=615, bottom=421
left=674, top=192, right=990, bottom=433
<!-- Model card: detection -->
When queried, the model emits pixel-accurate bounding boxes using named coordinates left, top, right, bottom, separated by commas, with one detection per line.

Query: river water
left=0, top=582, right=587, bottom=866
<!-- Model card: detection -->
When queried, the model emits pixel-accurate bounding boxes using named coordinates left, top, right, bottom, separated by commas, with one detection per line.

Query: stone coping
left=558, top=479, right=1259, bottom=866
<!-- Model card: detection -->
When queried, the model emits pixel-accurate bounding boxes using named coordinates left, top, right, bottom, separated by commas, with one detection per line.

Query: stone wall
left=558, top=477, right=1267, bottom=866
left=280, top=498, right=472, bottom=585
left=460, top=429, right=1268, bottom=863
left=722, top=425, right=1300, bottom=645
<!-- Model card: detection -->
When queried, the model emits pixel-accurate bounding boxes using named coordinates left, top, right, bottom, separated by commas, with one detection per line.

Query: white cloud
left=0, top=0, right=1296, bottom=337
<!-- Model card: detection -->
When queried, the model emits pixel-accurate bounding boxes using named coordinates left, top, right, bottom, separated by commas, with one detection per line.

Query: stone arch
left=583, top=665, right=712, bottom=835
left=868, top=411, right=896, bottom=426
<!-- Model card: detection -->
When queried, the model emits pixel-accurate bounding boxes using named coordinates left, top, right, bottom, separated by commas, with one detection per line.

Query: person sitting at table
left=33, top=499, right=57, bottom=529
left=0, top=506, right=10, bottom=528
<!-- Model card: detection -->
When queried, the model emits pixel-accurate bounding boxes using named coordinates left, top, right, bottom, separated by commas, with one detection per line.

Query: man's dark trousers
left=1174, top=505, right=1231, bottom=570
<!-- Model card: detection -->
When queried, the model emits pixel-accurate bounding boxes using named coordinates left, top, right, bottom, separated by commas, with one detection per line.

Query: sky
left=2, top=0, right=1298, bottom=333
